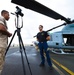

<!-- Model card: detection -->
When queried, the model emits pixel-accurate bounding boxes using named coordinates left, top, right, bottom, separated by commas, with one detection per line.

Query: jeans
left=38, top=42, right=52, bottom=67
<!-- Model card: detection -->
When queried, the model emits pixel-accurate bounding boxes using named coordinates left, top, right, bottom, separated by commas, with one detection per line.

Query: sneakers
left=39, top=63, right=45, bottom=67
left=39, top=64, right=53, bottom=70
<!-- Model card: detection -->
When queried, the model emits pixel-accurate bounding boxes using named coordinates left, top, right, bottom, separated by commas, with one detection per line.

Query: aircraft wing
left=11, top=0, right=71, bottom=23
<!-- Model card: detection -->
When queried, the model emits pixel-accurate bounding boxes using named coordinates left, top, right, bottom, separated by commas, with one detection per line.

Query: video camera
left=15, top=6, right=24, bottom=17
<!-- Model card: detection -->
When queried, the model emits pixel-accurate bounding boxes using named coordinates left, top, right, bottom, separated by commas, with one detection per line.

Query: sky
left=0, top=0, right=74, bottom=45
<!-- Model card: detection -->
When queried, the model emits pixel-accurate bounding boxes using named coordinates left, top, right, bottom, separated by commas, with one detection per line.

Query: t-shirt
left=37, top=31, right=49, bottom=42
left=0, top=16, right=8, bottom=48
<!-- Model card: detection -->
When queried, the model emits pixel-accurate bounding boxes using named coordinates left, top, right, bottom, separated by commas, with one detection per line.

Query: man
left=37, top=25, right=52, bottom=69
left=0, top=10, right=12, bottom=74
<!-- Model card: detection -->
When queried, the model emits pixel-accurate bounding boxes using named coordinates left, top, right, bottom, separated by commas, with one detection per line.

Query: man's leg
left=45, top=51, right=52, bottom=67
left=43, top=42, right=52, bottom=67
left=38, top=43, right=45, bottom=65
left=0, top=48, right=6, bottom=74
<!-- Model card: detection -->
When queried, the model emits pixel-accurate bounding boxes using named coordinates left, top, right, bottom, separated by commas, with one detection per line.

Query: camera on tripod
left=6, top=6, right=32, bottom=75
left=15, top=6, right=24, bottom=17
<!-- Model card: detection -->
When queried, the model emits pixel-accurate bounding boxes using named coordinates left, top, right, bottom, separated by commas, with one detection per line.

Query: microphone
left=11, top=12, right=15, bottom=15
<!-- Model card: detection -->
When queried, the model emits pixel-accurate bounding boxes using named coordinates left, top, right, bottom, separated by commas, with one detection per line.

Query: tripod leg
left=18, top=44, right=26, bottom=75
left=17, top=30, right=26, bottom=75
left=19, top=32, right=32, bottom=75
left=5, top=30, right=17, bottom=55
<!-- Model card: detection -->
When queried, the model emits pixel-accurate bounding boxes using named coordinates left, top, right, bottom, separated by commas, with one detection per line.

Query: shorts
left=0, top=47, right=6, bottom=73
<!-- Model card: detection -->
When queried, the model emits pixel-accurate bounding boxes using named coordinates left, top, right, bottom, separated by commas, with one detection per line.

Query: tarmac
left=1, top=46, right=74, bottom=75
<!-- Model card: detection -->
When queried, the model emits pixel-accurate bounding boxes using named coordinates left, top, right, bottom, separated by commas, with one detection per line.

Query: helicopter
left=11, top=0, right=74, bottom=54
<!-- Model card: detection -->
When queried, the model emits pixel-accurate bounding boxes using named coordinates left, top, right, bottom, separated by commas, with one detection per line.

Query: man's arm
left=0, top=23, right=12, bottom=37
left=45, top=31, right=50, bottom=41
left=36, top=33, right=39, bottom=41
left=36, top=38, right=39, bottom=41
left=46, top=36, right=50, bottom=41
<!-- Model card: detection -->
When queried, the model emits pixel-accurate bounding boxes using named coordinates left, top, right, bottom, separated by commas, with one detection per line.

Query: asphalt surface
left=50, top=52, right=74, bottom=75
left=1, top=46, right=74, bottom=75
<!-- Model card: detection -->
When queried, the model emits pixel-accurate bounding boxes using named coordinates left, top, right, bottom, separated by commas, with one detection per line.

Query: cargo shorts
left=0, top=47, right=6, bottom=73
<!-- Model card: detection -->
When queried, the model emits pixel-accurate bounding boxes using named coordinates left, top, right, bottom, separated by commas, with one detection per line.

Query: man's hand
left=46, top=36, right=50, bottom=41
left=8, top=33, right=12, bottom=37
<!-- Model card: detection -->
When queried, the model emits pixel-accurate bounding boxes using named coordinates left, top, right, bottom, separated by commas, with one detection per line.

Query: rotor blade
left=11, top=0, right=71, bottom=23
left=46, top=23, right=66, bottom=32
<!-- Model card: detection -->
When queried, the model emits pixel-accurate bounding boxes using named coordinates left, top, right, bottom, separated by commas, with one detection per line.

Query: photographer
left=0, top=10, right=12, bottom=74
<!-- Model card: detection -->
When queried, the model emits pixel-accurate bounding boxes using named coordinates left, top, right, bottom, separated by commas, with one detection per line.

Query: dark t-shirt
left=37, top=31, right=49, bottom=42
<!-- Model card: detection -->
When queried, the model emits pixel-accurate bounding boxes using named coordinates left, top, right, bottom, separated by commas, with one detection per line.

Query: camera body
left=15, top=6, right=24, bottom=17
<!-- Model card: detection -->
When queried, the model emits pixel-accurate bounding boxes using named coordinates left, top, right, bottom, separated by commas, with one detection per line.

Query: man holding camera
left=0, top=10, right=12, bottom=74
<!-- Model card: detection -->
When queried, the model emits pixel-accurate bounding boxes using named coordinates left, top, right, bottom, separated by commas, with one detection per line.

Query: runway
left=1, top=46, right=74, bottom=75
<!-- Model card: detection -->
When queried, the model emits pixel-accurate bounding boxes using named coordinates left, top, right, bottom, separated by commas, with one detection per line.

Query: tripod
left=5, top=7, right=32, bottom=75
